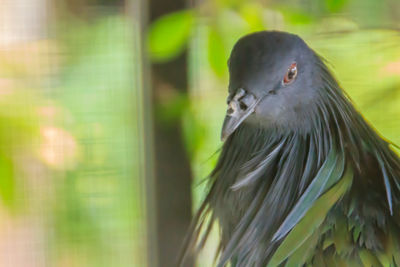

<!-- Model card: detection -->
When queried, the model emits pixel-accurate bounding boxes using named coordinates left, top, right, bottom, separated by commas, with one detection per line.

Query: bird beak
left=221, top=88, right=259, bottom=141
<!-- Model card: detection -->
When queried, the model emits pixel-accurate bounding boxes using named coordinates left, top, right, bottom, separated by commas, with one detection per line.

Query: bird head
left=222, top=31, right=322, bottom=141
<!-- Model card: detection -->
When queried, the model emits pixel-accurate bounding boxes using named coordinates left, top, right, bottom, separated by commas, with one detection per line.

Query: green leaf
left=326, top=0, right=348, bottom=13
left=269, top=163, right=353, bottom=267
left=280, top=9, right=314, bottom=25
left=273, top=147, right=345, bottom=241
left=0, top=154, right=15, bottom=208
left=239, top=3, right=265, bottom=31
left=182, top=107, right=205, bottom=157
left=148, top=10, right=195, bottom=62
left=207, top=28, right=228, bottom=77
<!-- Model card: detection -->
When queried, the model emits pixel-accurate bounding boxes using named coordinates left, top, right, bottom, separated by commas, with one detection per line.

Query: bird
left=179, top=31, right=400, bottom=267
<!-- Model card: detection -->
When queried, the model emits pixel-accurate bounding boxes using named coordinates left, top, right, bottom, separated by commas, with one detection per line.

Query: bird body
left=181, top=31, right=400, bottom=267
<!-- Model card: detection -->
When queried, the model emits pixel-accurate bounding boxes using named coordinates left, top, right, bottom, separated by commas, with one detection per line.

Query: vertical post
left=127, top=0, right=158, bottom=267
left=148, top=0, right=194, bottom=267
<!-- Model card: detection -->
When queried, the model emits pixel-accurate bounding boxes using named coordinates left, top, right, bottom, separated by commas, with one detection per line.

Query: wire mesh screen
left=0, top=0, right=147, bottom=266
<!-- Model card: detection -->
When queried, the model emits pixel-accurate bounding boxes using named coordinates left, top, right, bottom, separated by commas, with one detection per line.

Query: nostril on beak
left=225, top=88, right=257, bottom=119
left=239, top=101, right=248, bottom=110
left=221, top=89, right=260, bottom=141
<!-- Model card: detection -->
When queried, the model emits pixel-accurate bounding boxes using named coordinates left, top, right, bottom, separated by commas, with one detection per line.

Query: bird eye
left=283, top=62, right=297, bottom=85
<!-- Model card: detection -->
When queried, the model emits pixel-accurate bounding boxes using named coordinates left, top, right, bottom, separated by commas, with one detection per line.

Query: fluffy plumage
left=180, top=31, right=400, bottom=267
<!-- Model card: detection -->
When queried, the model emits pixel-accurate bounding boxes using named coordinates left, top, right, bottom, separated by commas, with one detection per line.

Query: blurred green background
left=0, top=0, right=399, bottom=266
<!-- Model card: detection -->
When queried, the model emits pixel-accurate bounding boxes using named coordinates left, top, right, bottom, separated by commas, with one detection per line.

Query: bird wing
left=269, top=159, right=354, bottom=266
left=272, top=146, right=346, bottom=241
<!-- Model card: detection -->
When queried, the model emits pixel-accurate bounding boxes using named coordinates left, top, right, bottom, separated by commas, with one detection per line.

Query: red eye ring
left=283, top=62, right=298, bottom=85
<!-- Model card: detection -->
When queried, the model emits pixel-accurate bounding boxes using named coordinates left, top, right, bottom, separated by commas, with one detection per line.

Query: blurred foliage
left=0, top=92, right=39, bottom=210
left=325, top=0, right=349, bottom=12
left=155, top=90, right=190, bottom=125
left=148, top=10, right=195, bottom=62
left=0, top=6, right=145, bottom=266
left=52, top=15, right=143, bottom=267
